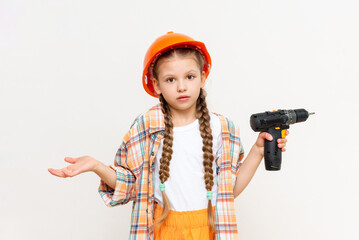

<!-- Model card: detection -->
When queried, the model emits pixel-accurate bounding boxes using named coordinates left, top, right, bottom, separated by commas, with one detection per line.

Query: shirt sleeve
left=98, top=139, right=138, bottom=207
left=235, top=138, right=245, bottom=176
left=233, top=124, right=245, bottom=176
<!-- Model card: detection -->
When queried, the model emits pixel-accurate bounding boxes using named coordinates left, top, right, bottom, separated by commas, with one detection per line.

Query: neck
left=168, top=105, right=197, bottom=127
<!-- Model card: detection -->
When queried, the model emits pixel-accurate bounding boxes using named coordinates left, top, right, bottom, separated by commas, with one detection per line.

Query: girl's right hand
left=48, top=156, right=99, bottom=178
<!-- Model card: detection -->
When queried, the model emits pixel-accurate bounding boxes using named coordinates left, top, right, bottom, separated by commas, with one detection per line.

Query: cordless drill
left=250, top=109, right=315, bottom=171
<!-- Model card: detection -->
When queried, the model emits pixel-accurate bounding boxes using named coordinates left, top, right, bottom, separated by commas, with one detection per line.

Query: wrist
left=252, top=144, right=264, bottom=159
left=92, top=159, right=101, bottom=174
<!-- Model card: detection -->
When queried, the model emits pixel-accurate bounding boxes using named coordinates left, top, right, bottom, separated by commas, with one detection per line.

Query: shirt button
left=151, top=152, right=155, bottom=156
left=146, top=209, right=148, bottom=213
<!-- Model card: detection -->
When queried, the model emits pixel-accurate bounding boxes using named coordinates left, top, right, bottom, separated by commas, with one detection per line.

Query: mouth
left=177, top=96, right=190, bottom=101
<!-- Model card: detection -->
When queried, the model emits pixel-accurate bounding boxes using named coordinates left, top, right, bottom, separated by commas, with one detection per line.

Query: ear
left=152, top=78, right=162, bottom=95
left=200, top=71, right=207, bottom=88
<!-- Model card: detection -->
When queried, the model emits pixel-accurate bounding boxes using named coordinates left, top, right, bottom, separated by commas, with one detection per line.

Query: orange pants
left=153, top=201, right=216, bottom=240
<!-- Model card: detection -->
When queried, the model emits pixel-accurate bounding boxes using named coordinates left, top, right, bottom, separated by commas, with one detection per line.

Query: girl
left=48, top=31, right=288, bottom=240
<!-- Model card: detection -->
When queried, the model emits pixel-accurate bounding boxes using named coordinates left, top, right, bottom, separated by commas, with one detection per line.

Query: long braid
left=153, top=93, right=174, bottom=229
left=151, top=48, right=216, bottom=234
left=196, top=88, right=217, bottom=234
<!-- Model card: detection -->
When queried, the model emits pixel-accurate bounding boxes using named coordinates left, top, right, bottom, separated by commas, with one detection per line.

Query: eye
left=166, top=77, right=175, bottom=83
left=187, top=74, right=195, bottom=80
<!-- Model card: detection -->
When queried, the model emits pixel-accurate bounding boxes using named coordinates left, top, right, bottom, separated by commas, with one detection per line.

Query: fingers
left=48, top=168, right=66, bottom=177
left=258, top=131, right=289, bottom=151
left=64, top=157, right=77, bottom=164
left=278, top=143, right=286, bottom=148
left=277, top=138, right=287, bottom=144
left=277, top=138, right=287, bottom=150
left=48, top=167, right=77, bottom=178
left=261, top=130, right=289, bottom=140
left=49, top=156, right=86, bottom=178
left=48, top=157, right=76, bottom=178
left=63, top=167, right=79, bottom=177
left=282, top=130, right=289, bottom=151
left=260, top=132, right=273, bottom=141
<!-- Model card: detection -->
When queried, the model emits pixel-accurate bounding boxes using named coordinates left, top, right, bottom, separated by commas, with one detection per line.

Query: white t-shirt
left=154, top=112, right=223, bottom=211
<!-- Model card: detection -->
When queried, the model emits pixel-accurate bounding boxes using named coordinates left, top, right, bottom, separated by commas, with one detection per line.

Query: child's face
left=152, top=55, right=206, bottom=117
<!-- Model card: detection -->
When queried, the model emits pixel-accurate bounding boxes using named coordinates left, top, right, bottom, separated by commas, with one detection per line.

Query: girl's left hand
left=255, top=130, right=289, bottom=158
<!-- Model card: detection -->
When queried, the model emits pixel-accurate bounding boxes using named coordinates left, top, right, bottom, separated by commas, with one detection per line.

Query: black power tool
left=250, top=109, right=314, bottom=171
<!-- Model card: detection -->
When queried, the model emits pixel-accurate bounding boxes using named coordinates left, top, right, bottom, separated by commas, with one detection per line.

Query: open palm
left=48, top=156, right=97, bottom=178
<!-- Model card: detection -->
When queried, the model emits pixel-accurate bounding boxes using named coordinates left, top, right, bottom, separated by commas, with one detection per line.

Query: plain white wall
left=1, top=0, right=358, bottom=239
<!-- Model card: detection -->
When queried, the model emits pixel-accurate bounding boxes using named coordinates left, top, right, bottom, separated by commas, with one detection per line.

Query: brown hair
left=151, top=48, right=216, bottom=234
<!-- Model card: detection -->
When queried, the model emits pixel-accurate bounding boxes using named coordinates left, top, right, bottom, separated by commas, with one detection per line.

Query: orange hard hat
left=142, top=31, right=212, bottom=98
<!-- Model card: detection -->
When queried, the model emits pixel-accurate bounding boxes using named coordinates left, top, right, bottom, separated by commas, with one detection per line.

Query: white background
left=1, top=0, right=358, bottom=239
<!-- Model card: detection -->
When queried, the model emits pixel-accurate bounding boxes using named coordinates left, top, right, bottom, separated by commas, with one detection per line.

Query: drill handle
left=264, top=127, right=284, bottom=171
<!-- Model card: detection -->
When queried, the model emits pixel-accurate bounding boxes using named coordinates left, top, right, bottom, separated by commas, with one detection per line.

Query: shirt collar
left=148, top=103, right=165, bottom=134
left=147, top=103, right=229, bottom=135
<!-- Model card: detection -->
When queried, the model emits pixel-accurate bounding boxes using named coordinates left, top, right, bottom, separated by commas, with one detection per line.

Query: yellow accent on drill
left=274, top=127, right=286, bottom=138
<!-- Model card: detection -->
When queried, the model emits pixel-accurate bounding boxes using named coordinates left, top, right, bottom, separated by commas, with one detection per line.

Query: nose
left=177, top=79, right=187, bottom=92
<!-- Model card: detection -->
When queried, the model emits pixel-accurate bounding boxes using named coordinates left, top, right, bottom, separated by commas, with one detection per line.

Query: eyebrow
left=161, top=69, right=198, bottom=79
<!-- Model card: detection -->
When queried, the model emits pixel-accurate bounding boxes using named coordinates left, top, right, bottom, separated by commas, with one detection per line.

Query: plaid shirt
left=98, top=103, right=245, bottom=240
